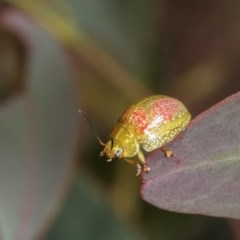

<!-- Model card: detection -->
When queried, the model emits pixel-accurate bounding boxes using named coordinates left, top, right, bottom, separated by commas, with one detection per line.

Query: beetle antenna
left=78, top=109, right=105, bottom=146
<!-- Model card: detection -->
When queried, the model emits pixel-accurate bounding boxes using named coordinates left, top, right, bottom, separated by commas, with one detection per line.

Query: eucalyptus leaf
left=141, top=92, right=240, bottom=219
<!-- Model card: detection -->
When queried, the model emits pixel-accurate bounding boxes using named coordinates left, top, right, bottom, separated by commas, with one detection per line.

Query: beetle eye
left=115, top=149, right=123, bottom=158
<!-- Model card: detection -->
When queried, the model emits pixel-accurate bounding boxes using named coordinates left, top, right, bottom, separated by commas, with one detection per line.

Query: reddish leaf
left=141, top=91, right=240, bottom=219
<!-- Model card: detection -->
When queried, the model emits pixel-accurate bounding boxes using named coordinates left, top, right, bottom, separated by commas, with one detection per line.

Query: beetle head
left=100, top=124, right=139, bottom=162
left=100, top=139, right=124, bottom=162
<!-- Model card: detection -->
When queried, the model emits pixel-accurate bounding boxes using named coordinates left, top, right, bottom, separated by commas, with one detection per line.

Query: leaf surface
left=141, top=91, right=240, bottom=219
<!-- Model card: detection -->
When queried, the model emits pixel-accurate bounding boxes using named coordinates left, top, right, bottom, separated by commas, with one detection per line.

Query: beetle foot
left=143, top=164, right=150, bottom=173
left=162, top=148, right=174, bottom=157
left=136, top=164, right=150, bottom=176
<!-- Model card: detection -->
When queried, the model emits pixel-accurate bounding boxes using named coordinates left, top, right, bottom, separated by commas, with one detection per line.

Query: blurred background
left=0, top=0, right=239, bottom=239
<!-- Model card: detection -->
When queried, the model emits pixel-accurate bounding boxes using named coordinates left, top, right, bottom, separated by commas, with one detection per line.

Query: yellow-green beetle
left=100, top=95, right=191, bottom=175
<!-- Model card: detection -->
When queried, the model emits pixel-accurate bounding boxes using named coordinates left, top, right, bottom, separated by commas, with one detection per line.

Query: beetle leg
left=124, top=158, right=141, bottom=176
left=137, top=150, right=146, bottom=164
left=161, top=147, right=174, bottom=157
left=136, top=164, right=141, bottom=176
left=137, top=150, right=150, bottom=173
